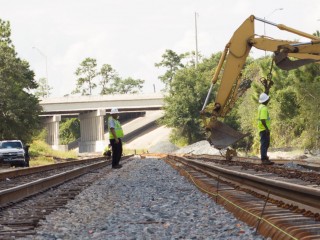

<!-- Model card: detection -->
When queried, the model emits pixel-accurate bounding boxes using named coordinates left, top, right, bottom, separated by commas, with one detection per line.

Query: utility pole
left=263, top=8, right=283, bottom=56
left=263, top=8, right=283, bottom=36
left=195, top=12, right=199, bottom=68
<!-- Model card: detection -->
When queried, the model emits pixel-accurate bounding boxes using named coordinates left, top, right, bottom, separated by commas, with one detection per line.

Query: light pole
left=195, top=12, right=199, bottom=68
left=263, top=8, right=283, bottom=56
left=263, top=8, right=284, bottom=36
left=32, top=46, right=49, bottom=96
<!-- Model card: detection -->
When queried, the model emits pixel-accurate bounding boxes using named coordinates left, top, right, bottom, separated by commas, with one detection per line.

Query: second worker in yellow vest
left=257, top=93, right=273, bottom=165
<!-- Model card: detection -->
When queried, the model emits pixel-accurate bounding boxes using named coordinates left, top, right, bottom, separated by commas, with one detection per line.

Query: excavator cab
left=202, top=15, right=320, bottom=151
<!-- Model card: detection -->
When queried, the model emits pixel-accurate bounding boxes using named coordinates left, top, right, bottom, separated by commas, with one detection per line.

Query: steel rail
left=0, top=160, right=108, bottom=207
left=183, top=153, right=320, bottom=170
left=0, top=157, right=107, bottom=181
left=169, top=155, right=320, bottom=209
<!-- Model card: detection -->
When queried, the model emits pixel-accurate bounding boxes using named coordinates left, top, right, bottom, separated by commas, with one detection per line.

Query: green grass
left=30, top=156, right=55, bottom=166
left=123, top=148, right=149, bottom=155
left=29, top=140, right=78, bottom=167
left=28, top=141, right=146, bottom=167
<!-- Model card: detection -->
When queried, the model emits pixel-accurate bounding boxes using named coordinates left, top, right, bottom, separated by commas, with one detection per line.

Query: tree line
left=0, top=19, right=144, bottom=143
left=71, top=58, right=144, bottom=96
left=1, top=17, right=319, bottom=152
left=156, top=48, right=320, bottom=151
left=0, top=19, right=42, bottom=143
left=37, top=58, right=145, bottom=97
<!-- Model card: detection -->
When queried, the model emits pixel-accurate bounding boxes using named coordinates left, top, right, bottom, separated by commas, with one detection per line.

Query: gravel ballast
left=22, top=157, right=265, bottom=240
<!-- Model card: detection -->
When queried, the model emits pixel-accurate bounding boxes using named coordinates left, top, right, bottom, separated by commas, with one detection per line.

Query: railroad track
left=182, top=153, right=320, bottom=170
left=0, top=157, right=108, bottom=191
left=165, top=154, right=320, bottom=240
left=0, top=155, right=133, bottom=239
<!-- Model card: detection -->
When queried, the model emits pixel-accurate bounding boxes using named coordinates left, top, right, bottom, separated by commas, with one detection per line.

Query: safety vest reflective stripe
left=108, top=117, right=124, bottom=139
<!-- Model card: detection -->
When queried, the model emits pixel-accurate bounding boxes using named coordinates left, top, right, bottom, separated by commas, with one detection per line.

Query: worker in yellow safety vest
left=108, top=107, right=124, bottom=169
left=257, top=93, right=274, bottom=165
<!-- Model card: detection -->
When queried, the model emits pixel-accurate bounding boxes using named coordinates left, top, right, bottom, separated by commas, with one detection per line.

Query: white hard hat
left=259, top=93, right=270, bottom=103
left=110, top=107, right=119, bottom=114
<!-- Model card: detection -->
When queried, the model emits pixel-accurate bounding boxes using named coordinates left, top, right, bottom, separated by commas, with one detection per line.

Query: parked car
left=0, top=140, right=27, bottom=167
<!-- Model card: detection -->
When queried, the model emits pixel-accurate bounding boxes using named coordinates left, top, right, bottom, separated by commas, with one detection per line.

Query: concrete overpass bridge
left=40, top=93, right=164, bottom=153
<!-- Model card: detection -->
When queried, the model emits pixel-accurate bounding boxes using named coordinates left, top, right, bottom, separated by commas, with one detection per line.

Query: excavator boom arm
left=203, top=15, right=320, bottom=149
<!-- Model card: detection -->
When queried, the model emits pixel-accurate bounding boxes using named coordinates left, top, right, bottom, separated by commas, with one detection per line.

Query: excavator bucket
left=206, top=120, right=248, bottom=149
left=274, top=51, right=319, bottom=70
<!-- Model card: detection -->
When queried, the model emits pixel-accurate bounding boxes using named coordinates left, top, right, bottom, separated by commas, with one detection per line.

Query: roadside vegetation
left=122, top=147, right=149, bottom=156
left=1, top=17, right=319, bottom=159
left=155, top=48, right=320, bottom=153
left=0, top=20, right=42, bottom=144
left=29, top=137, right=77, bottom=167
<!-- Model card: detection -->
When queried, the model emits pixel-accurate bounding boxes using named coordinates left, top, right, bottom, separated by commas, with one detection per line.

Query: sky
left=0, top=0, right=319, bottom=97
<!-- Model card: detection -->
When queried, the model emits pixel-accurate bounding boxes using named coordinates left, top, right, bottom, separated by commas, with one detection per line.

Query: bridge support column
left=43, top=115, right=61, bottom=150
left=79, top=109, right=107, bottom=153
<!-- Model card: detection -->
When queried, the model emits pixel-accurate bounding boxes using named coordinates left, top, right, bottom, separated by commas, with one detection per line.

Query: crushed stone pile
left=281, top=162, right=310, bottom=171
left=174, top=140, right=220, bottom=155
left=148, top=141, right=179, bottom=153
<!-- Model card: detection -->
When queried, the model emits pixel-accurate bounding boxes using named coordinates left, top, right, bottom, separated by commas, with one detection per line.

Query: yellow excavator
left=201, top=15, right=320, bottom=152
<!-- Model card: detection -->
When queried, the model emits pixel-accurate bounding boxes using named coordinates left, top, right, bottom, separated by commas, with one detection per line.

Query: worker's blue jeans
left=260, top=130, right=270, bottom=160
left=110, top=138, right=123, bottom=167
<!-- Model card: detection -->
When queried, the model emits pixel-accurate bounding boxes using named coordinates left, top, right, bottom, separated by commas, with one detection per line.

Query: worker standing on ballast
left=108, top=108, right=124, bottom=169
left=257, top=93, right=273, bottom=165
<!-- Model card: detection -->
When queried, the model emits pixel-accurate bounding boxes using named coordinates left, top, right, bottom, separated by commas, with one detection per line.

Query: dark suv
left=0, top=140, right=27, bottom=167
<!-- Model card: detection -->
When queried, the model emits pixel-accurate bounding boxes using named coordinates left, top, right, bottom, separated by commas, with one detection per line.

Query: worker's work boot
left=112, top=164, right=122, bottom=169
left=261, top=159, right=274, bottom=165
